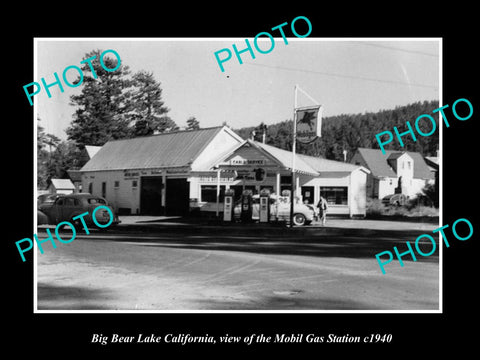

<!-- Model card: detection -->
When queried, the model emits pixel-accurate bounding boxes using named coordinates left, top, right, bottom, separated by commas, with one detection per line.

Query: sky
left=35, top=38, right=440, bottom=140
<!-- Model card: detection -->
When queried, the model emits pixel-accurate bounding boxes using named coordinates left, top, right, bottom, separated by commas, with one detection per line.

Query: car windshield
left=87, top=198, right=106, bottom=205
left=42, top=195, right=60, bottom=204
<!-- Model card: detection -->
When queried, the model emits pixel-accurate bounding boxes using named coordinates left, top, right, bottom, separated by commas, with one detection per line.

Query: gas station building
left=80, top=126, right=370, bottom=217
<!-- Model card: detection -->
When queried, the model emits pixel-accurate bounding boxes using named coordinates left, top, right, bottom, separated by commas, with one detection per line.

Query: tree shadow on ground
left=37, top=283, right=114, bottom=310
left=113, top=226, right=440, bottom=263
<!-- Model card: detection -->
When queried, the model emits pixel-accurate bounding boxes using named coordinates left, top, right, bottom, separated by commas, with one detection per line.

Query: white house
left=79, top=126, right=370, bottom=217
left=350, top=148, right=435, bottom=200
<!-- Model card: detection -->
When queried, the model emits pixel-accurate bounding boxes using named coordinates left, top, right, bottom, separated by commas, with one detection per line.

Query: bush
left=405, top=205, right=439, bottom=217
left=366, top=197, right=438, bottom=218
left=366, top=198, right=386, bottom=217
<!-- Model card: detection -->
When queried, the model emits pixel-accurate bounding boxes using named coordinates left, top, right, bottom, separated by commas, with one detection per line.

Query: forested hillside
left=235, top=100, right=439, bottom=162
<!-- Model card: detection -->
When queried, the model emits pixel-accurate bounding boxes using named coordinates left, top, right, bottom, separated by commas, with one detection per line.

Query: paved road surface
left=36, top=220, right=440, bottom=311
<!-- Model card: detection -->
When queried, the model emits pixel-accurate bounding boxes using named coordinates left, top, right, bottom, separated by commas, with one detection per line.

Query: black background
left=6, top=4, right=477, bottom=356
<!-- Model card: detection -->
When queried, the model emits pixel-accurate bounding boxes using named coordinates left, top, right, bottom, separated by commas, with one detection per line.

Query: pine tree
left=128, top=71, right=177, bottom=136
left=186, top=116, right=200, bottom=130
left=66, top=49, right=133, bottom=147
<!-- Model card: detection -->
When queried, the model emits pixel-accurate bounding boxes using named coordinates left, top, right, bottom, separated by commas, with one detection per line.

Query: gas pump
left=259, top=188, right=270, bottom=223
left=223, top=188, right=235, bottom=222
left=240, top=190, right=253, bottom=223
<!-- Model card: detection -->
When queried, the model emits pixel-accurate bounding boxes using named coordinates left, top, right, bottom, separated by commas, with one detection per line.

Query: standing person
left=317, top=196, right=328, bottom=226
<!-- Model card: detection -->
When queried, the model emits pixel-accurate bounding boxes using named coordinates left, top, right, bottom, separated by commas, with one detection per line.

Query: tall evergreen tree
left=66, top=49, right=132, bottom=147
left=128, top=71, right=177, bottom=136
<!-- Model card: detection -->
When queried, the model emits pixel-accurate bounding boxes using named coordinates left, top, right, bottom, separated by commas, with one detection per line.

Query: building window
left=132, top=180, right=138, bottom=188
left=201, top=185, right=225, bottom=202
left=101, top=182, right=106, bottom=198
left=280, top=175, right=292, bottom=185
left=88, top=183, right=93, bottom=194
left=114, top=181, right=120, bottom=188
left=301, top=186, right=314, bottom=204
left=408, top=161, right=411, bottom=169
left=320, top=187, right=348, bottom=205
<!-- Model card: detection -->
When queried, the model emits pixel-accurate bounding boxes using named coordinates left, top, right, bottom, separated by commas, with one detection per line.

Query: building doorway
left=166, top=178, right=189, bottom=216
left=140, top=177, right=163, bottom=215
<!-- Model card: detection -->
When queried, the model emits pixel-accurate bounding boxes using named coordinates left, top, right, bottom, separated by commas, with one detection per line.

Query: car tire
left=293, top=213, right=306, bottom=226
left=72, top=218, right=86, bottom=232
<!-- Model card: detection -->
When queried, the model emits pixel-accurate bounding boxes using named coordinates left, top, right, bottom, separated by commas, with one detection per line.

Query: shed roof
left=81, top=127, right=224, bottom=172
left=50, top=178, right=75, bottom=189
left=355, top=148, right=434, bottom=179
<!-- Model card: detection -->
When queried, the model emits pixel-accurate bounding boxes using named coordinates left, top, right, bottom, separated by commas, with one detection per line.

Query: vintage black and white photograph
left=33, top=38, right=441, bottom=312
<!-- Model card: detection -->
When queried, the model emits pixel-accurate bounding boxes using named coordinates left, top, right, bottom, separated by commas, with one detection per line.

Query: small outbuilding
left=48, top=178, right=75, bottom=194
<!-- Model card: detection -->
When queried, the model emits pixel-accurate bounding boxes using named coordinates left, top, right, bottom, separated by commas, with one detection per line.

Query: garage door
left=140, top=177, right=163, bottom=215
left=166, top=178, right=189, bottom=216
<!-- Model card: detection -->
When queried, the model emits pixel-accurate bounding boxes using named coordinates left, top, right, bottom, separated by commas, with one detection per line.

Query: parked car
left=234, top=194, right=315, bottom=226
left=382, top=193, right=408, bottom=206
left=37, top=193, right=120, bottom=228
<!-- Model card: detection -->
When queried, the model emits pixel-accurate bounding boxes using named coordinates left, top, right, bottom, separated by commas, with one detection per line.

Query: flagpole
left=297, top=85, right=320, bottom=106
left=290, top=85, right=298, bottom=228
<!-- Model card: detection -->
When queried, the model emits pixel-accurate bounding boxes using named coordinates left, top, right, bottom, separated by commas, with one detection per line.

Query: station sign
left=228, top=155, right=266, bottom=166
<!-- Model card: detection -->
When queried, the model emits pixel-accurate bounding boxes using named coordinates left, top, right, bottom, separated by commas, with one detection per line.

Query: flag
left=295, top=105, right=322, bottom=144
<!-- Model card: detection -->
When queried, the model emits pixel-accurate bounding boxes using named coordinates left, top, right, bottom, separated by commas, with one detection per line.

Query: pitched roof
left=298, top=154, right=365, bottom=173
left=253, top=141, right=367, bottom=175
left=252, top=141, right=319, bottom=176
left=355, top=148, right=434, bottom=179
left=386, top=152, right=407, bottom=161
left=425, top=156, right=439, bottom=170
left=81, top=127, right=224, bottom=172
left=50, top=178, right=75, bottom=189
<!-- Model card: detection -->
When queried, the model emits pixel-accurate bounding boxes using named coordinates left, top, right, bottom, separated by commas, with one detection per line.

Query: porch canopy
left=213, top=139, right=319, bottom=176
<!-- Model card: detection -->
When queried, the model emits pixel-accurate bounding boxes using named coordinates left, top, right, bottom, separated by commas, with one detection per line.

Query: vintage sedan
left=37, top=193, right=120, bottom=228
left=234, top=194, right=315, bottom=226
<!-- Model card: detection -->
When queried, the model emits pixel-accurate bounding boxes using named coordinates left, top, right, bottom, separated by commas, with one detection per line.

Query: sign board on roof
left=228, top=155, right=266, bottom=166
